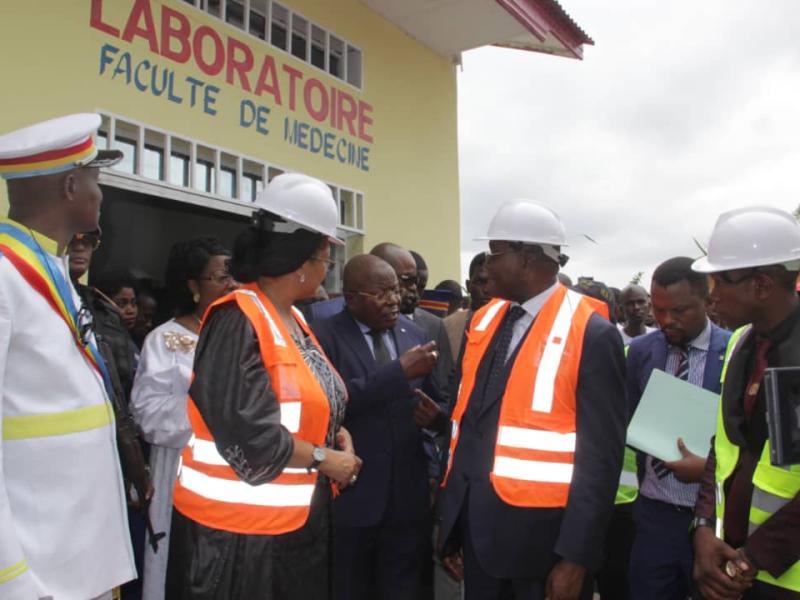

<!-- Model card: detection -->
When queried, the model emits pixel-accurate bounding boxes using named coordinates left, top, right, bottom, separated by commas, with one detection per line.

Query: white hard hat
left=692, top=206, right=800, bottom=273
left=478, top=199, right=568, bottom=247
left=255, top=173, right=344, bottom=246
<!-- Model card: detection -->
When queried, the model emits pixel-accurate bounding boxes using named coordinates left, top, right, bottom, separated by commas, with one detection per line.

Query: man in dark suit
left=437, top=200, right=627, bottom=599
left=312, top=254, right=444, bottom=600
left=626, top=257, right=731, bottom=599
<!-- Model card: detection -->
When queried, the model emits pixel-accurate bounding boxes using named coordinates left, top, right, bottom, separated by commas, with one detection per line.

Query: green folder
left=627, top=368, right=720, bottom=461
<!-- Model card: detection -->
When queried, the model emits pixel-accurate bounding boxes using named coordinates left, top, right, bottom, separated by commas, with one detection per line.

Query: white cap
left=0, top=113, right=121, bottom=179
left=255, top=172, right=344, bottom=246
left=692, top=206, right=800, bottom=273
left=477, top=199, right=567, bottom=263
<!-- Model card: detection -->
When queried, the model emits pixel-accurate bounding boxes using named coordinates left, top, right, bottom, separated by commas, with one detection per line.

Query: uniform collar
left=513, top=281, right=560, bottom=320
left=685, top=318, right=711, bottom=351
left=1, top=217, right=60, bottom=256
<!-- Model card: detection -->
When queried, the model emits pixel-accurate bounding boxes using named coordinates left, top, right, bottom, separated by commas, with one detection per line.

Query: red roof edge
left=496, top=0, right=594, bottom=60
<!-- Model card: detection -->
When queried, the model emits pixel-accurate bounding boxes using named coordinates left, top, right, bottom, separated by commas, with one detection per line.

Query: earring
left=299, top=272, right=306, bottom=283
left=193, top=293, right=200, bottom=303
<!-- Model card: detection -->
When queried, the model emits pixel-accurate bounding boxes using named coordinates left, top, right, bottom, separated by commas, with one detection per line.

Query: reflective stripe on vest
left=178, top=465, right=315, bottom=507
left=615, top=344, right=639, bottom=505
left=444, top=285, right=607, bottom=508
left=3, top=402, right=114, bottom=440
left=0, top=559, right=28, bottom=585
left=189, top=436, right=308, bottom=474
left=173, top=283, right=331, bottom=535
left=714, top=325, right=800, bottom=592
left=615, top=447, right=639, bottom=505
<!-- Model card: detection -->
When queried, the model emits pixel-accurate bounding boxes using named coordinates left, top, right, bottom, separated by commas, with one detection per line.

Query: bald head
left=621, top=284, right=648, bottom=301
left=369, top=242, right=419, bottom=314
left=344, top=254, right=395, bottom=292
left=370, top=242, right=413, bottom=271
left=344, top=254, right=400, bottom=330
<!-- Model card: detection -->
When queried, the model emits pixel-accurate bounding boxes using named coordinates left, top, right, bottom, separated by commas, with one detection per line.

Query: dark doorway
left=91, top=185, right=249, bottom=286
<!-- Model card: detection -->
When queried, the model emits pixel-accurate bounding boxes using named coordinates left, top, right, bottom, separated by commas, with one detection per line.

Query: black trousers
left=166, top=484, right=332, bottom=600
left=458, top=501, right=593, bottom=600
left=333, top=516, right=431, bottom=600
left=596, top=502, right=635, bottom=600
left=629, top=495, right=695, bottom=600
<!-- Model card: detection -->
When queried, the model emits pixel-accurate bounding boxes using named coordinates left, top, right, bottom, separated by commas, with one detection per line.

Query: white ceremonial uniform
left=130, top=319, right=197, bottom=600
left=0, top=229, right=136, bottom=599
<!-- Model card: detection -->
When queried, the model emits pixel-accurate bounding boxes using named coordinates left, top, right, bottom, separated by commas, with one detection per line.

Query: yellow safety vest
left=714, top=326, right=800, bottom=592
left=615, top=344, right=639, bottom=505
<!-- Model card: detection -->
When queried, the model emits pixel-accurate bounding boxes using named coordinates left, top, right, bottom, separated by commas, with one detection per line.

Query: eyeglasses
left=199, top=272, right=234, bottom=286
left=486, top=249, right=513, bottom=259
left=486, top=243, right=521, bottom=259
left=309, top=255, right=337, bottom=272
left=354, top=287, right=401, bottom=302
left=715, top=269, right=758, bottom=286
left=69, top=232, right=101, bottom=251
left=397, top=273, right=418, bottom=287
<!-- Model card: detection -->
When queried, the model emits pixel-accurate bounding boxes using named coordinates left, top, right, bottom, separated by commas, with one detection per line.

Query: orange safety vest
left=443, top=285, right=607, bottom=508
left=173, top=283, right=331, bottom=535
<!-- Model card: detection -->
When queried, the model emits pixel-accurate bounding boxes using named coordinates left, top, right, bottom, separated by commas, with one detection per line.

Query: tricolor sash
left=0, top=221, right=113, bottom=397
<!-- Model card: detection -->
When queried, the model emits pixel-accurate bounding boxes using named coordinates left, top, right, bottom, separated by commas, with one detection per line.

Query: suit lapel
left=702, top=324, right=727, bottom=393
left=393, top=316, right=416, bottom=356
left=338, top=311, right=378, bottom=371
left=641, top=333, right=669, bottom=394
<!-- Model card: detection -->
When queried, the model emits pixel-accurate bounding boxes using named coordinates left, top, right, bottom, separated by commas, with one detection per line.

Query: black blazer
left=312, top=310, right=440, bottom=527
left=436, top=312, right=627, bottom=578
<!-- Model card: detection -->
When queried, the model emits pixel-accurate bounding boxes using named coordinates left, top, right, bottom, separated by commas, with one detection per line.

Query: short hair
left=758, top=264, right=799, bottom=291
left=165, top=236, right=230, bottom=316
left=94, top=269, right=137, bottom=299
left=468, top=252, right=487, bottom=278
left=229, top=219, right=326, bottom=284
left=410, top=250, right=427, bottom=272
left=652, top=256, right=709, bottom=297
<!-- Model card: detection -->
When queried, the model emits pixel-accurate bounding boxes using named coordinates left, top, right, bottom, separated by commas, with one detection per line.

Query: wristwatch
left=689, top=516, right=715, bottom=536
left=309, top=445, right=327, bottom=471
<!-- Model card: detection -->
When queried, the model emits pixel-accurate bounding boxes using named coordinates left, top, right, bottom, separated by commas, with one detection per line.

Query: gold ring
left=430, top=350, right=439, bottom=360
left=349, top=474, right=358, bottom=484
left=724, top=560, right=739, bottom=578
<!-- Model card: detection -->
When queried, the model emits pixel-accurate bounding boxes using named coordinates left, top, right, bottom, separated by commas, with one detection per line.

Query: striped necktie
left=651, top=344, right=691, bottom=478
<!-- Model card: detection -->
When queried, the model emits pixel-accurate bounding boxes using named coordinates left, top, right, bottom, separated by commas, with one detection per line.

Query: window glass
left=195, top=146, right=216, bottom=193
left=143, top=130, right=165, bottom=181
left=346, top=45, right=362, bottom=87
left=112, top=122, right=137, bottom=174
left=329, top=36, right=344, bottom=79
left=205, top=0, right=221, bottom=18
left=291, top=14, right=308, bottom=61
left=249, top=0, right=268, bottom=39
left=225, top=0, right=245, bottom=28
left=170, top=138, right=191, bottom=187
left=219, top=153, right=238, bottom=199
left=271, top=3, right=288, bottom=50
left=311, top=25, right=326, bottom=69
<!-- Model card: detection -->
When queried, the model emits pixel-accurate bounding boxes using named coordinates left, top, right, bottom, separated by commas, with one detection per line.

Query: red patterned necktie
left=743, top=338, right=771, bottom=421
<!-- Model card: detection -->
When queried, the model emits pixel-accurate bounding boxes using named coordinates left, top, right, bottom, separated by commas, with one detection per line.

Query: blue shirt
left=640, top=319, right=711, bottom=507
left=354, top=318, right=398, bottom=361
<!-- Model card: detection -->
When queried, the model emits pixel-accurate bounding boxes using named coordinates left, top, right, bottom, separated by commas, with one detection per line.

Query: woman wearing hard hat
left=167, top=173, right=362, bottom=599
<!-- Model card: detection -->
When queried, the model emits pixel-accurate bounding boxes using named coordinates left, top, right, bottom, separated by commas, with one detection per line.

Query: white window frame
left=95, top=110, right=366, bottom=235
left=181, top=0, right=364, bottom=90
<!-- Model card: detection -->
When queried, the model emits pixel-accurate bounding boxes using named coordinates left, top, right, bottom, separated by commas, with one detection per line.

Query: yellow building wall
left=0, top=0, right=461, bottom=282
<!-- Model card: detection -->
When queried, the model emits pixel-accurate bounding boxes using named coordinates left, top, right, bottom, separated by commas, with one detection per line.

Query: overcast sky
left=456, top=0, right=800, bottom=289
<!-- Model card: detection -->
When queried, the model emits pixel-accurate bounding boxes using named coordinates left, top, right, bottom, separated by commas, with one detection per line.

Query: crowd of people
left=1, top=112, right=798, bottom=600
